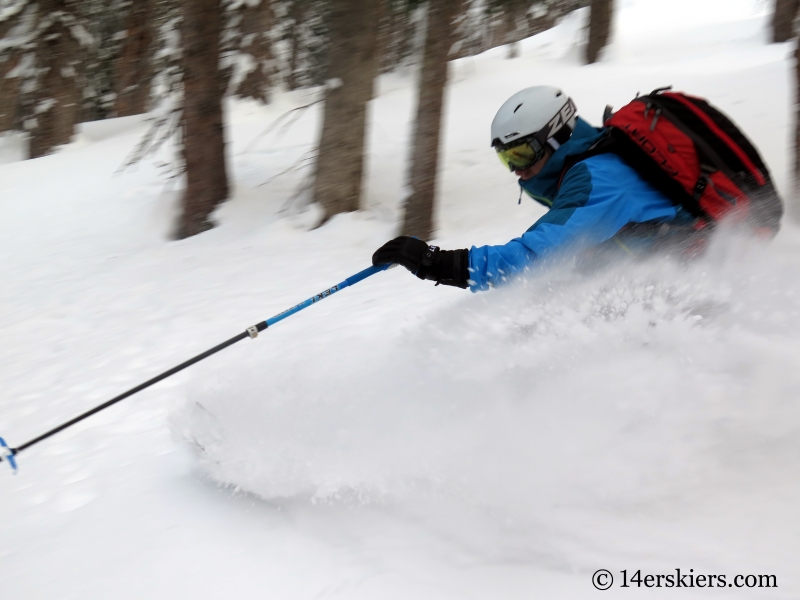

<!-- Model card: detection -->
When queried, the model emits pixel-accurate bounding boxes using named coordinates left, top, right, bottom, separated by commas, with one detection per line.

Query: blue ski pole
left=0, top=263, right=392, bottom=471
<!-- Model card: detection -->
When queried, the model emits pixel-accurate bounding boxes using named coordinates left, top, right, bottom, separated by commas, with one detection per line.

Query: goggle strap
left=551, top=122, right=574, bottom=145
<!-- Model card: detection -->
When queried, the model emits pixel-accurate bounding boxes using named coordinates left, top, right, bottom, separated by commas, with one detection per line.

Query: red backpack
left=568, top=87, right=783, bottom=235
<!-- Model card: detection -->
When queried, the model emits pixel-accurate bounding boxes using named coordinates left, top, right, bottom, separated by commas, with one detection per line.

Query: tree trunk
left=0, top=55, right=20, bottom=132
left=496, top=5, right=512, bottom=51
left=177, top=0, right=229, bottom=239
left=312, top=0, right=379, bottom=220
left=794, top=39, right=800, bottom=220
left=773, top=0, right=800, bottom=43
left=115, top=0, right=155, bottom=117
left=0, top=13, right=20, bottom=132
left=383, top=2, right=420, bottom=72
left=400, top=0, right=461, bottom=240
left=236, top=0, right=275, bottom=103
left=369, top=0, right=389, bottom=100
left=586, top=0, right=613, bottom=64
left=377, top=0, right=395, bottom=74
left=499, top=1, right=525, bottom=50
left=29, top=1, right=80, bottom=159
left=286, top=0, right=306, bottom=91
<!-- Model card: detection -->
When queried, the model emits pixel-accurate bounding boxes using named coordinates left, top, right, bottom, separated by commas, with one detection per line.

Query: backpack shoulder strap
left=557, top=131, right=617, bottom=189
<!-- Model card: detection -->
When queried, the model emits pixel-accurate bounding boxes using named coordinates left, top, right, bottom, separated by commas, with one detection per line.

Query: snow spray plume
left=176, top=231, right=800, bottom=566
left=0, top=264, right=392, bottom=472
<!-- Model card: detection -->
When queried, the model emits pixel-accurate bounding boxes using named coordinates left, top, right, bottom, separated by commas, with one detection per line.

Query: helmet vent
left=513, top=103, right=523, bottom=113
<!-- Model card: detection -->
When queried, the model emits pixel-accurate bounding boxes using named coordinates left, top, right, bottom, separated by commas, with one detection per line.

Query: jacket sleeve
left=467, top=159, right=668, bottom=291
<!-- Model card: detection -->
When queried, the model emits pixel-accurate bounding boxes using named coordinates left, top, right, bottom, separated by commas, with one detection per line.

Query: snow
left=1, top=0, right=799, bottom=597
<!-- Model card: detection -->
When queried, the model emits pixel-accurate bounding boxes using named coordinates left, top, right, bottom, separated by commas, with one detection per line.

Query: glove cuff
left=413, top=244, right=439, bottom=280
left=426, top=249, right=470, bottom=289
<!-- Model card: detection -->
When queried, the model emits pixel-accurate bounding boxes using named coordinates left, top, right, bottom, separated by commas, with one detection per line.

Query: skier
left=371, top=86, right=699, bottom=291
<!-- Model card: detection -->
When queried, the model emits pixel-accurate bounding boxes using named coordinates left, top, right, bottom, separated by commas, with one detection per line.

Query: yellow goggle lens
left=496, top=141, right=538, bottom=171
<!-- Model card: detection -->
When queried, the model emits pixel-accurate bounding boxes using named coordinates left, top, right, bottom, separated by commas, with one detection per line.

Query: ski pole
left=0, top=263, right=392, bottom=471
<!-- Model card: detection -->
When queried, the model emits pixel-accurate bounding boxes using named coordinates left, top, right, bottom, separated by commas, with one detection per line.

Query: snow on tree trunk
left=29, top=0, right=82, bottom=159
left=772, top=0, right=800, bottom=43
left=234, top=0, right=275, bottom=103
left=115, top=0, right=155, bottom=117
left=586, top=0, right=612, bottom=64
left=177, top=0, right=229, bottom=239
left=400, top=0, right=462, bottom=240
left=312, top=0, right=379, bottom=220
left=286, top=0, right=306, bottom=91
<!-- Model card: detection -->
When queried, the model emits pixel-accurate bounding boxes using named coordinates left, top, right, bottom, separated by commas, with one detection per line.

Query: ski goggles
left=494, top=136, right=546, bottom=172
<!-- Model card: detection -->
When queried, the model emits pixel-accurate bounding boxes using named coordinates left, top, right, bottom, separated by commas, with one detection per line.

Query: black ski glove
left=372, top=236, right=470, bottom=289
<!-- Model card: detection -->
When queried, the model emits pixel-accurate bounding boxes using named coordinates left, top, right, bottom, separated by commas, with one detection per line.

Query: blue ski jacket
left=468, top=117, right=688, bottom=291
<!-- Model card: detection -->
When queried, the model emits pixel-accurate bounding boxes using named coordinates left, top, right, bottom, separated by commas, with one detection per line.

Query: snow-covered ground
left=1, top=0, right=798, bottom=597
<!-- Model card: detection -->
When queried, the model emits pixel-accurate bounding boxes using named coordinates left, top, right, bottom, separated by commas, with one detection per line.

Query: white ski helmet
left=491, top=86, right=578, bottom=171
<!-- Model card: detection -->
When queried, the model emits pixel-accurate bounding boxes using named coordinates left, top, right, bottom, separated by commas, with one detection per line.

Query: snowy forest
left=0, top=0, right=596, bottom=237
left=1, top=0, right=800, bottom=598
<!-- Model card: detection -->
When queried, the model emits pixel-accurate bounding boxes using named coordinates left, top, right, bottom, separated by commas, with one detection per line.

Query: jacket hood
left=519, top=117, right=604, bottom=207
